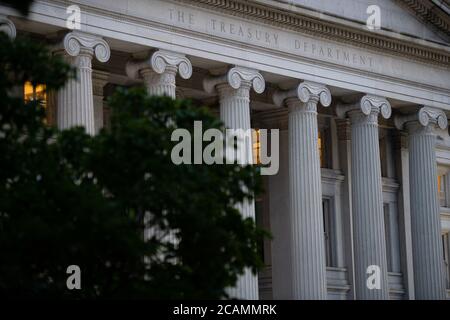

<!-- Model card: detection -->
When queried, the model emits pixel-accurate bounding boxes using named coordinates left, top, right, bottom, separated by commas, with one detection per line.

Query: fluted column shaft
left=408, top=125, right=446, bottom=299
left=350, top=109, right=389, bottom=300
left=56, top=32, right=110, bottom=135
left=217, top=83, right=257, bottom=301
left=204, top=66, right=266, bottom=300
left=58, top=51, right=94, bottom=134
left=217, top=84, right=253, bottom=164
left=287, top=97, right=328, bottom=300
left=272, top=81, right=331, bottom=300
left=394, top=107, right=448, bottom=299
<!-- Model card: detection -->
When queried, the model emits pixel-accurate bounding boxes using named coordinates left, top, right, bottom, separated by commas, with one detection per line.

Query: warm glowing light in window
left=24, top=81, right=47, bottom=108
left=318, top=131, right=324, bottom=167
left=253, top=129, right=261, bottom=165
left=438, top=175, right=442, bottom=192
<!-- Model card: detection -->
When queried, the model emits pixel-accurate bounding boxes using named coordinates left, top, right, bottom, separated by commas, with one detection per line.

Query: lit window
left=438, top=175, right=446, bottom=207
left=318, top=131, right=324, bottom=167
left=253, top=129, right=261, bottom=165
left=318, top=128, right=331, bottom=168
left=24, top=81, right=49, bottom=124
left=24, top=81, right=47, bottom=107
left=253, top=128, right=327, bottom=167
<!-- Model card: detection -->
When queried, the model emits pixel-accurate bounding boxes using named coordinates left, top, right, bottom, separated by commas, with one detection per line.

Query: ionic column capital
left=203, top=66, right=265, bottom=95
left=394, top=106, right=448, bottom=134
left=336, top=94, right=392, bottom=124
left=0, top=15, right=16, bottom=39
left=62, top=31, right=110, bottom=62
left=273, top=81, right=331, bottom=109
left=126, top=49, right=192, bottom=80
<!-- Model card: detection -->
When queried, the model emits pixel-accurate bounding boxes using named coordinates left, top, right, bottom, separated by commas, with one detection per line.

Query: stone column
left=55, top=31, right=110, bottom=135
left=92, top=70, right=108, bottom=134
left=203, top=66, right=266, bottom=300
left=126, top=50, right=192, bottom=99
left=126, top=51, right=192, bottom=264
left=395, top=107, right=447, bottom=300
left=336, top=95, right=391, bottom=299
left=273, top=81, right=332, bottom=300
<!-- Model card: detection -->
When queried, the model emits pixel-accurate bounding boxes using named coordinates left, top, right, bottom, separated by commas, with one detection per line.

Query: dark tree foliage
left=0, top=31, right=266, bottom=299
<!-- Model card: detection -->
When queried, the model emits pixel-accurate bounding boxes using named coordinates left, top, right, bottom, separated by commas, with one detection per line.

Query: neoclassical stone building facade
left=1, top=0, right=450, bottom=300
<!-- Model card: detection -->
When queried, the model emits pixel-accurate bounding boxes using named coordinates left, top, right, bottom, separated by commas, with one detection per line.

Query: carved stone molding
left=173, top=0, right=450, bottom=66
left=394, top=106, right=448, bottom=131
left=397, top=0, right=450, bottom=38
left=273, top=81, right=331, bottom=108
left=0, top=15, right=15, bottom=39
left=336, top=95, right=392, bottom=120
left=63, top=31, right=110, bottom=62
left=126, top=50, right=192, bottom=80
left=203, top=66, right=265, bottom=94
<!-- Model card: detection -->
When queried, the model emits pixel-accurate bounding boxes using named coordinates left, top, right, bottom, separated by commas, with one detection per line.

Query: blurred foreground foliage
left=0, top=32, right=267, bottom=299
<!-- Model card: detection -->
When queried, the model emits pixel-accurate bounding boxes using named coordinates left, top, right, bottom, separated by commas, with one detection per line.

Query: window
left=322, top=198, right=335, bottom=267
left=384, top=204, right=393, bottom=271
left=318, top=131, right=324, bottom=166
left=383, top=201, right=402, bottom=273
left=318, top=128, right=331, bottom=169
left=438, top=175, right=446, bottom=207
left=379, top=136, right=388, bottom=178
left=252, top=129, right=261, bottom=165
left=443, top=232, right=450, bottom=289
left=24, top=81, right=47, bottom=106
left=24, top=81, right=49, bottom=124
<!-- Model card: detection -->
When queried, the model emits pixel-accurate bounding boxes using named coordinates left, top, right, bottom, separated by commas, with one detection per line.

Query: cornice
left=396, top=0, right=450, bottom=38
left=173, top=0, right=450, bottom=66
